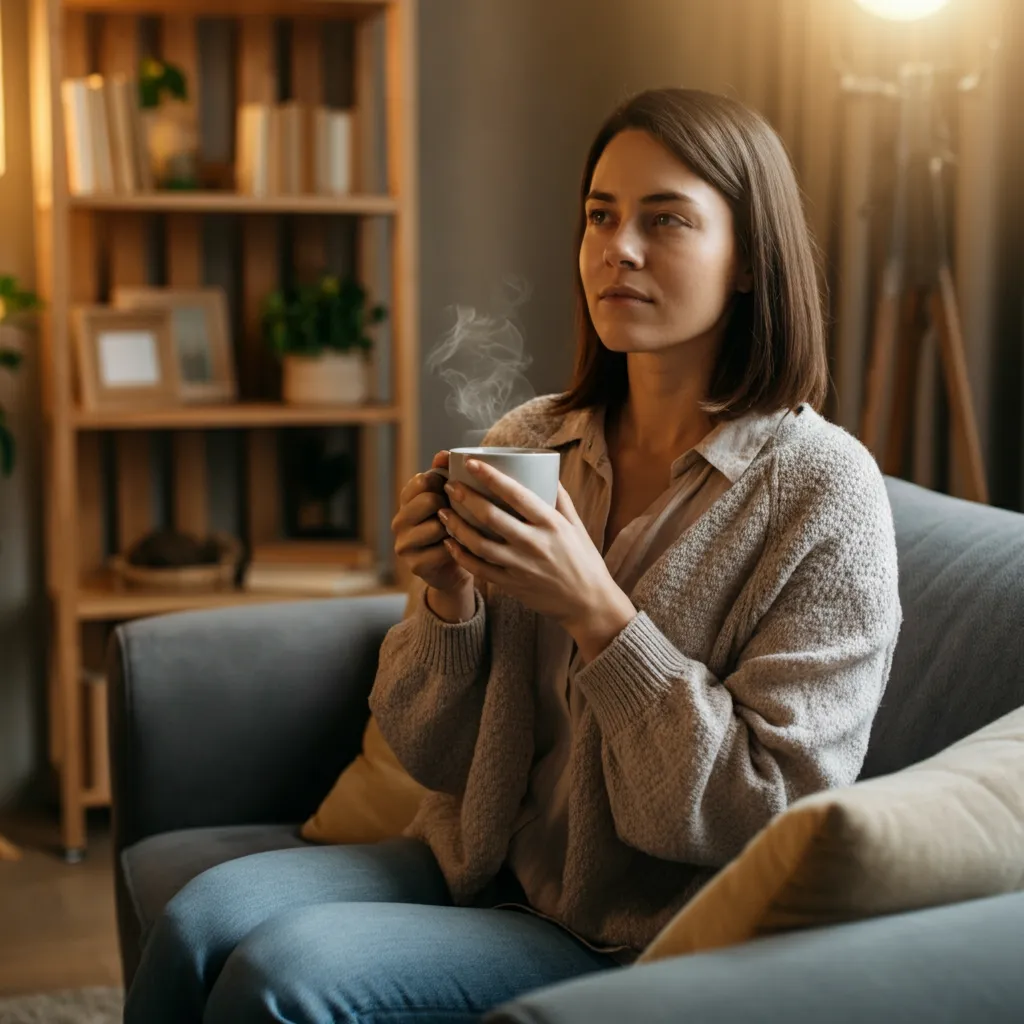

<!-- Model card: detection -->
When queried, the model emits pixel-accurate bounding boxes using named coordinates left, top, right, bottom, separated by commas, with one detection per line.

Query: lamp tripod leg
left=884, top=289, right=925, bottom=478
left=860, top=268, right=902, bottom=458
left=929, top=269, right=989, bottom=504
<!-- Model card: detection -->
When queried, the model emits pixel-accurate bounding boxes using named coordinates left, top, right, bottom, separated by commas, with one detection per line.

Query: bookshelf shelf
left=31, top=0, right=420, bottom=855
left=77, top=572, right=403, bottom=621
left=69, top=192, right=400, bottom=216
left=62, top=0, right=387, bottom=19
left=72, top=401, right=403, bottom=430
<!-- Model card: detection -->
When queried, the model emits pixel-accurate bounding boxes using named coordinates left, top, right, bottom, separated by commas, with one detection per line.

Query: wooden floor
left=0, top=806, right=122, bottom=996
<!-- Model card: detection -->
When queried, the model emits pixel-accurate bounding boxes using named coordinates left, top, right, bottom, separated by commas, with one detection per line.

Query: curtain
left=672, top=0, right=1019, bottom=510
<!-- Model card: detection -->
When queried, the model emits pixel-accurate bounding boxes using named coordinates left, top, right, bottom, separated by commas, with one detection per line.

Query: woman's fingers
left=398, top=466, right=448, bottom=508
left=391, top=490, right=445, bottom=535
left=431, top=450, right=450, bottom=469
left=443, top=484, right=532, bottom=546
left=463, top=460, right=554, bottom=526
left=438, top=507, right=513, bottom=568
left=555, top=482, right=584, bottom=526
left=394, top=515, right=447, bottom=556
left=444, top=538, right=504, bottom=586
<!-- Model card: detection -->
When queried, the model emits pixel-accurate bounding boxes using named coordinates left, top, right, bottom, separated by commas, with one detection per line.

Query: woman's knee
left=145, top=854, right=269, bottom=983
left=204, top=906, right=362, bottom=1024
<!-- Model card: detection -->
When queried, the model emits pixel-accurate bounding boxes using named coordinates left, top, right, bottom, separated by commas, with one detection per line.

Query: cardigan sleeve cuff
left=411, top=586, right=487, bottom=676
left=574, top=611, right=693, bottom=735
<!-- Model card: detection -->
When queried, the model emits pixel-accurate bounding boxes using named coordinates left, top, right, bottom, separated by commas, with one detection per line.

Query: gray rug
left=0, top=988, right=122, bottom=1024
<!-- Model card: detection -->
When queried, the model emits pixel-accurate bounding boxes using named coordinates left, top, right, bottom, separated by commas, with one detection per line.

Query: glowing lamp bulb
left=854, top=0, right=952, bottom=20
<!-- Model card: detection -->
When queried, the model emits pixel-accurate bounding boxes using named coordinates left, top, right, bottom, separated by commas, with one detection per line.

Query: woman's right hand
left=392, top=451, right=473, bottom=601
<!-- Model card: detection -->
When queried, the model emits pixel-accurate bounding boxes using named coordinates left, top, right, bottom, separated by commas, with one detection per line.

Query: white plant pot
left=282, top=352, right=370, bottom=405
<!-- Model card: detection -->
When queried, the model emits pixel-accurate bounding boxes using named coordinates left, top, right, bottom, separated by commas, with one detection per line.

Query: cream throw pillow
left=640, top=704, right=1024, bottom=963
left=301, top=584, right=429, bottom=845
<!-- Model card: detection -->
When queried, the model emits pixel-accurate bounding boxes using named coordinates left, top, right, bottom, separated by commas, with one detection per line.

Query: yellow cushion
left=300, top=715, right=428, bottom=845
left=640, top=704, right=1024, bottom=963
left=301, top=583, right=429, bottom=845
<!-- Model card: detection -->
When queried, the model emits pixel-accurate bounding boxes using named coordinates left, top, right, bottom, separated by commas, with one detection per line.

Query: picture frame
left=72, top=306, right=179, bottom=411
left=112, top=287, right=237, bottom=403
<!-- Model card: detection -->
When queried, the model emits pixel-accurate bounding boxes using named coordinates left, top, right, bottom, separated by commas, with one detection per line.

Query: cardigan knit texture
left=369, top=396, right=903, bottom=952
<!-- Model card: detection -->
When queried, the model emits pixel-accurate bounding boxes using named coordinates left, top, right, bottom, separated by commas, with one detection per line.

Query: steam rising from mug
left=426, top=278, right=536, bottom=446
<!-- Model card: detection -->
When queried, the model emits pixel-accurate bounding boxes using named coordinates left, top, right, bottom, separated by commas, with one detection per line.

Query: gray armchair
left=108, top=478, right=1024, bottom=1020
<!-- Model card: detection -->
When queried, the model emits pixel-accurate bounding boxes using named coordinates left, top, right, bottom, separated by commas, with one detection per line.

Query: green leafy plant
left=262, top=274, right=387, bottom=360
left=138, top=57, right=188, bottom=110
left=0, top=276, right=42, bottom=478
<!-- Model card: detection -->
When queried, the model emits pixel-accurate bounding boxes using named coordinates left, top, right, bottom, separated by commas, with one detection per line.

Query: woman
left=125, top=88, right=901, bottom=1023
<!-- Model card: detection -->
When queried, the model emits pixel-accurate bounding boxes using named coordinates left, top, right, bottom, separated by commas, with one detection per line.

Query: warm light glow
left=854, top=0, right=952, bottom=20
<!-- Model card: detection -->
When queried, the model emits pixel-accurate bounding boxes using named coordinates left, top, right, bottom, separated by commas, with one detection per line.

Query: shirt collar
left=544, top=407, right=595, bottom=449
left=544, top=403, right=795, bottom=484
left=690, top=406, right=794, bottom=483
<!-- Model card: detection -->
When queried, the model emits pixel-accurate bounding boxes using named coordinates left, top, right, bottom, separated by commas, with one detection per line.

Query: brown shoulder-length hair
left=552, top=88, right=829, bottom=420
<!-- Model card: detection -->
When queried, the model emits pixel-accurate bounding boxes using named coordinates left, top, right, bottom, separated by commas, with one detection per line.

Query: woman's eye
left=586, top=209, right=609, bottom=225
left=654, top=212, right=685, bottom=228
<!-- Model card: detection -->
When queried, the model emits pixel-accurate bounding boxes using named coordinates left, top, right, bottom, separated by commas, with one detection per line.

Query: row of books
left=62, top=74, right=153, bottom=195
left=236, top=103, right=355, bottom=198
left=241, top=540, right=382, bottom=595
left=62, top=76, right=357, bottom=199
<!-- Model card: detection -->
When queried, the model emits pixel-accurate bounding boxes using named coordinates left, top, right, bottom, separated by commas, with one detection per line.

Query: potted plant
left=138, top=57, right=197, bottom=190
left=0, top=276, right=42, bottom=480
left=261, top=273, right=386, bottom=406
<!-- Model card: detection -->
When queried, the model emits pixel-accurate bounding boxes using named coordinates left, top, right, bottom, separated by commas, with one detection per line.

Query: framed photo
left=112, top=287, right=237, bottom=403
left=73, top=307, right=179, bottom=411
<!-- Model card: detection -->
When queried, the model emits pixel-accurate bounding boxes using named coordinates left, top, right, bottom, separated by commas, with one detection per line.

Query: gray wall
left=0, top=0, right=705, bottom=804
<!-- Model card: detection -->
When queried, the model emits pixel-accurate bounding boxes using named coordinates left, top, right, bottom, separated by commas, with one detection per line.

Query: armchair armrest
left=488, top=892, right=1024, bottom=1024
left=107, top=593, right=405, bottom=856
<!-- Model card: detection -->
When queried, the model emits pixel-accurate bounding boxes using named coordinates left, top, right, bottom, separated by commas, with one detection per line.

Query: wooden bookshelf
left=69, top=191, right=399, bottom=215
left=29, top=0, right=420, bottom=858
left=63, top=0, right=387, bottom=17
left=72, top=401, right=403, bottom=430
left=77, top=572, right=403, bottom=620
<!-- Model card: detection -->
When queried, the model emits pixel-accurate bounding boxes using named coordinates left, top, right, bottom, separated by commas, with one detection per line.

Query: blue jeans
left=123, top=838, right=617, bottom=1023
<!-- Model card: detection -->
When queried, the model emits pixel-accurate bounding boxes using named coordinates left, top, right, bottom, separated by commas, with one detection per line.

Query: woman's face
left=579, top=129, right=750, bottom=357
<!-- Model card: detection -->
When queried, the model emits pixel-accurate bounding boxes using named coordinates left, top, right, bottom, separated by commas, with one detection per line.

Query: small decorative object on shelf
left=262, top=273, right=386, bottom=406
left=72, top=306, right=179, bottom=411
left=282, top=429, right=358, bottom=540
left=138, top=57, right=197, bottom=190
left=0, top=275, right=42, bottom=480
left=109, top=529, right=243, bottom=591
left=112, top=286, right=237, bottom=403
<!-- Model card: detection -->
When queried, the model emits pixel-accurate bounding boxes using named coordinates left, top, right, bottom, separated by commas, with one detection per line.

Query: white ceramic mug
left=430, top=447, right=561, bottom=540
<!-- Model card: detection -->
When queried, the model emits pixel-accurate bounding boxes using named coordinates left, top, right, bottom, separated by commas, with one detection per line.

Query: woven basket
left=109, top=532, right=243, bottom=590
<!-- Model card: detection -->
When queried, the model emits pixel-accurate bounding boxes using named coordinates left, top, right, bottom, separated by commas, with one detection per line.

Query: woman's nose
left=604, top=225, right=644, bottom=269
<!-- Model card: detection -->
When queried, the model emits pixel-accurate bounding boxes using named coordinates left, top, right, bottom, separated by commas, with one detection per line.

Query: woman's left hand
left=437, top=458, right=637, bottom=659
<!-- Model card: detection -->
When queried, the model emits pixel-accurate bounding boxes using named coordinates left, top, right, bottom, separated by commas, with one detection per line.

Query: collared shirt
left=505, top=403, right=794, bottom=919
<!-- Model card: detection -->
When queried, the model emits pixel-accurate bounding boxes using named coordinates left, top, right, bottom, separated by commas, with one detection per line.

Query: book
left=314, top=107, right=353, bottom=195
left=275, top=101, right=304, bottom=195
left=236, top=102, right=273, bottom=196
left=85, top=75, right=115, bottom=194
left=106, top=74, right=139, bottom=193
left=242, top=563, right=383, bottom=596
left=62, top=73, right=151, bottom=196
left=61, top=78, right=95, bottom=195
left=250, top=540, right=376, bottom=569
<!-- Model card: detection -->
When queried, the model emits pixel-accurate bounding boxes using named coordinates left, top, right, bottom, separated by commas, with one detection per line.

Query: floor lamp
left=847, top=0, right=992, bottom=504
